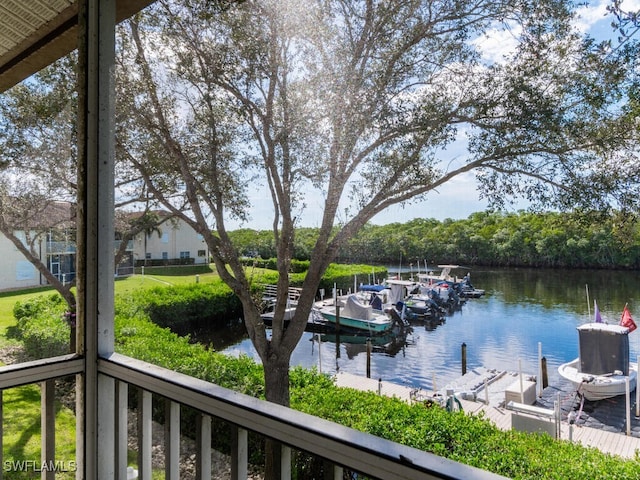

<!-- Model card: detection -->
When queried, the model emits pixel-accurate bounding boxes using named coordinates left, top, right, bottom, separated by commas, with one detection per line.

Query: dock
left=334, top=371, right=640, bottom=459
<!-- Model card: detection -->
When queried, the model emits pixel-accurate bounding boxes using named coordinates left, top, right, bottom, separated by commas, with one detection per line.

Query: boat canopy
left=382, top=280, right=414, bottom=305
left=359, top=284, right=386, bottom=292
left=578, top=323, right=630, bottom=375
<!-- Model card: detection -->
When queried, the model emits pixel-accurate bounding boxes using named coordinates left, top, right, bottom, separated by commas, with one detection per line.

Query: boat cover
left=342, top=295, right=373, bottom=320
left=359, top=284, right=385, bottom=292
left=578, top=323, right=630, bottom=375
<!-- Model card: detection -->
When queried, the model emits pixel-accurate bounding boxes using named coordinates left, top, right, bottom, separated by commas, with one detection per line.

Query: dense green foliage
left=229, top=211, right=640, bottom=269
left=114, top=293, right=265, bottom=396
left=130, top=282, right=243, bottom=331
left=11, top=292, right=640, bottom=479
left=11, top=293, right=70, bottom=358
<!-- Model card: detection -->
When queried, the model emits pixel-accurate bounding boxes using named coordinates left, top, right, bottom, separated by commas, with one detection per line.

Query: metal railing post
left=231, top=426, right=248, bottom=480
left=196, top=414, right=211, bottom=480
left=41, top=380, right=55, bottom=480
left=165, top=400, right=180, bottom=480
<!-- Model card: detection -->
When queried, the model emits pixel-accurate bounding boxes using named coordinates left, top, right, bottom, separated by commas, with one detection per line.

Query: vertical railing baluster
left=137, top=389, right=152, bottom=480
left=196, top=414, right=211, bottom=480
left=0, top=389, right=3, bottom=480
left=230, top=426, right=248, bottom=480
left=115, top=381, right=128, bottom=480
left=41, top=380, right=55, bottom=480
left=280, top=445, right=291, bottom=480
left=323, top=461, right=344, bottom=480
left=164, top=399, right=180, bottom=480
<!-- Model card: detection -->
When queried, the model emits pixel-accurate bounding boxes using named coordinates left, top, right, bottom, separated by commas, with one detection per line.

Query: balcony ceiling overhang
left=0, top=0, right=155, bottom=93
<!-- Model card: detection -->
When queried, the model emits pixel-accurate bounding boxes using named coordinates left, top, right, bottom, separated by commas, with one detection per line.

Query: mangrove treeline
left=230, top=210, right=640, bottom=269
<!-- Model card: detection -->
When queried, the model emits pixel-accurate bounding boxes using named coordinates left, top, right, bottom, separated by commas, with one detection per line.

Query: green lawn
left=0, top=265, right=221, bottom=335
left=116, top=265, right=219, bottom=293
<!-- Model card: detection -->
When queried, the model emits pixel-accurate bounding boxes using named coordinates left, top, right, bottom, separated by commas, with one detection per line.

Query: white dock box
left=505, top=380, right=537, bottom=405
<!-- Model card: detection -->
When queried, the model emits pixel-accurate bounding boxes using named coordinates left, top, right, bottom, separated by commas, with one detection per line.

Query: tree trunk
left=262, top=354, right=291, bottom=478
left=263, top=354, right=291, bottom=407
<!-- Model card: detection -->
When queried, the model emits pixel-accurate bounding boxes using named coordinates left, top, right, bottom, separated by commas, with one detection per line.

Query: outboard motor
left=386, top=302, right=410, bottom=327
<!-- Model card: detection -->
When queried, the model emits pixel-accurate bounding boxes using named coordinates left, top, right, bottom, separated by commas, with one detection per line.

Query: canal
left=200, top=267, right=640, bottom=392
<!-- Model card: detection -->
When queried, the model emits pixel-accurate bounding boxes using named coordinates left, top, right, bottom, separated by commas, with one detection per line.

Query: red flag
left=620, top=305, right=637, bottom=333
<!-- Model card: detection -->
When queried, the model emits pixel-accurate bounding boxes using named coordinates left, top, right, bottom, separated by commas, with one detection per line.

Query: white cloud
left=471, top=24, right=521, bottom=64
left=573, top=0, right=611, bottom=33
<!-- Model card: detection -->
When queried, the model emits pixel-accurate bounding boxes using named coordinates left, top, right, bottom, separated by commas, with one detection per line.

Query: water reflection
left=215, top=267, right=640, bottom=391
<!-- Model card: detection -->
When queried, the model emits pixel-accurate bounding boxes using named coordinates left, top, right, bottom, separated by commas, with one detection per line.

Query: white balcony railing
left=0, top=353, right=508, bottom=480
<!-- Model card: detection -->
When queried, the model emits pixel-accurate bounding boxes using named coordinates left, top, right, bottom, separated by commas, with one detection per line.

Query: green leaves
left=11, top=293, right=69, bottom=359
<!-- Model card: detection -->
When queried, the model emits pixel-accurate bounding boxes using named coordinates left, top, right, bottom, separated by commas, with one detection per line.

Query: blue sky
left=231, top=0, right=637, bottom=230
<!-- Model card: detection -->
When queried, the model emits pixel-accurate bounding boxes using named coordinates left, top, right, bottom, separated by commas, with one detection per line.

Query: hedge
left=11, top=293, right=70, bottom=358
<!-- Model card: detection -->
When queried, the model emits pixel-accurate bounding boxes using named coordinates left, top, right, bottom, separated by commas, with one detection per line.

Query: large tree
left=0, top=58, right=79, bottom=307
left=116, top=0, right=639, bottom=405
left=0, top=57, right=171, bottom=312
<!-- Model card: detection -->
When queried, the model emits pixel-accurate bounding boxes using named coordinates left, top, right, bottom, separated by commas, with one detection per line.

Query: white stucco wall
left=132, top=217, right=208, bottom=265
left=0, top=232, right=44, bottom=290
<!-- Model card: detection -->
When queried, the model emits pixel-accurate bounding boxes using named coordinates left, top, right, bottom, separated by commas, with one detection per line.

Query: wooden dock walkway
left=334, top=372, right=640, bottom=459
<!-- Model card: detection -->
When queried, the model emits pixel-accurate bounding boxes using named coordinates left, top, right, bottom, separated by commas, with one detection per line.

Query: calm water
left=216, top=267, right=640, bottom=391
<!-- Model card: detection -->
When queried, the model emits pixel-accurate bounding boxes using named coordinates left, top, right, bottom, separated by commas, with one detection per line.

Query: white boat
left=418, top=265, right=484, bottom=300
left=315, top=294, right=394, bottom=334
left=418, top=264, right=464, bottom=283
left=558, top=322, right=637, bottom=401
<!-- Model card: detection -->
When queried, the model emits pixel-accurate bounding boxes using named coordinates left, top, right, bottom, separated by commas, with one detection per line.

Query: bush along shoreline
left=9, top=280, right=640, bottom=479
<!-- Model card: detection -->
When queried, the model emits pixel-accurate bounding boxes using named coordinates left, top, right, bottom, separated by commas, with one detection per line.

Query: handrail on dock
left=261, top=284, right=303, bottom=302
left=506, top=401, right=556, bottom=419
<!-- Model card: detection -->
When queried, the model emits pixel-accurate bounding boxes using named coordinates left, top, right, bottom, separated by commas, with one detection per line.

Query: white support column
left=138, top=389, right=153, bottom=480
left=231, top=426, right=248, bottom=480
left=115, top=381, right=129, bottom=480
left=76, top=0, right=116, bottom=479
left=0, top=390, right=3, bottom=480
left=165, top=400, right=180, bottom=480
left=98, top=376, right=116, bottom=477
left=41, top=380, right=55, bottom=480
left=332, top=465, right=344, bottom=480
left=196, top=415, right=211, bottom=480
left=280, top=445, right=291, bottom=480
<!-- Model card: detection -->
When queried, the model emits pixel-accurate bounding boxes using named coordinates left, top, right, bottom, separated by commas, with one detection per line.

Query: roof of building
left=2, top=199, right=75, bottom=230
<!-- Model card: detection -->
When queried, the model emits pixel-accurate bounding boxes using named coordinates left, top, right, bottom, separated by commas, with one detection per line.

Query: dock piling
left=626, top=377, right=631, bottom=436
left=637, top=355, right=640, bottom=418
left=366, top=338, right=372, bottom=378
left=317, top=333, right=322, bottom=373
left=461, top=343, right=467, bottom=375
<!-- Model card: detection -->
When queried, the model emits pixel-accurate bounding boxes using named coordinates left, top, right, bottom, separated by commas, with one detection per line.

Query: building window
left=162, top=252, right=168, bottom=260
left=197, top=250, right=206, bottom=257
left=180, top=251, right=190, bottom=259
left=145, top=253, right=151, bottom=259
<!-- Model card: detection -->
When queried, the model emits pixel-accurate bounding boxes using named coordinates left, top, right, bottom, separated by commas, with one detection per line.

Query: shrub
left=12, top=293, right=70, bottom=358
left=318, top=263, right=387, bottom=293
left=125, top=281, right=242, bottom=331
